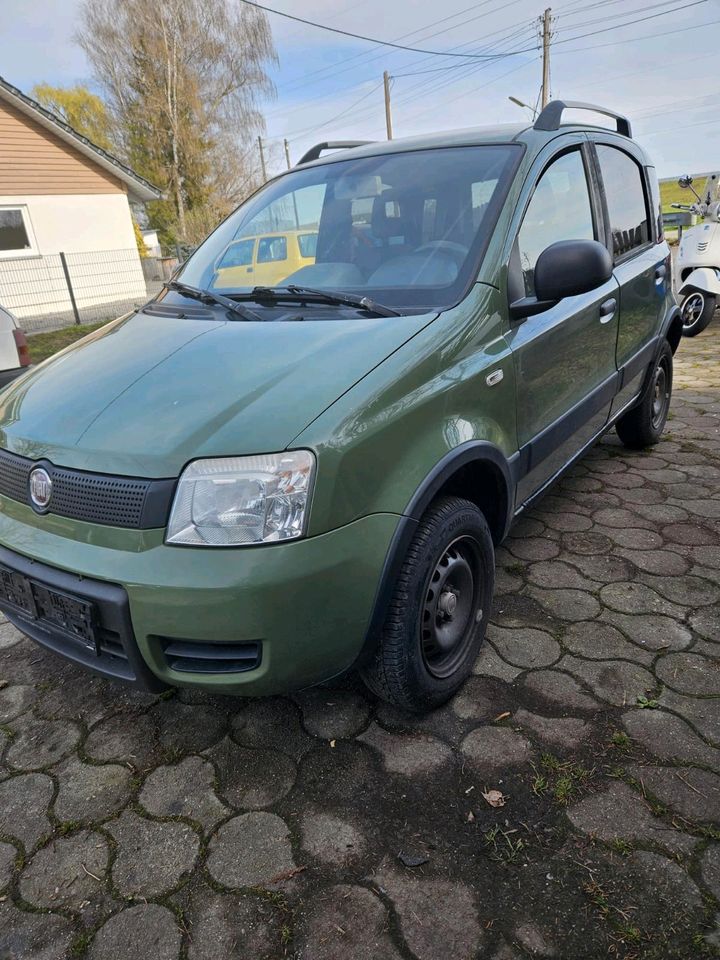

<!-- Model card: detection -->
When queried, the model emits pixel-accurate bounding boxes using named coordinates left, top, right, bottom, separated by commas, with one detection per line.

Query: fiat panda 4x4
left=0, top=101, right=681, bottom=712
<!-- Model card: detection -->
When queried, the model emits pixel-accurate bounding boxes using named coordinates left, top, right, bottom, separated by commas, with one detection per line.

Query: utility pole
left=283, top=138, right=292, bottom=171
left=541, top=8, right=552, bottom=109
left=257, top=135, right=267, bottom=182
left=383, top=70, right=393, bottom=140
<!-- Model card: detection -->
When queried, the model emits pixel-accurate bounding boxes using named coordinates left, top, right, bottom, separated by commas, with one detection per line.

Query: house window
left=0, top=207, right=36, bottom=258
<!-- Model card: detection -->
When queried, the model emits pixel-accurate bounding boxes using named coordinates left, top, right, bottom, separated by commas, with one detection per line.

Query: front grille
left=0, top=448, right=175, bottom=529
left=158, top=637, right=262, bottom=674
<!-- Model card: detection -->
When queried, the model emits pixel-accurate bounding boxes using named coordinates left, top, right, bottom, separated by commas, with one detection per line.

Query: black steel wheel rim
left=682, top=292, right=704, bottom=329
left=420, top=535, right=482, bottom=679
left=651, top=356, right=670, bottom=429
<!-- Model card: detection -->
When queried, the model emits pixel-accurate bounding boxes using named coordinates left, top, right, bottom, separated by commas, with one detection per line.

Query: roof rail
left=297, top=141, right=375, bottom=165
left=534, top=100, right=632, bottom=138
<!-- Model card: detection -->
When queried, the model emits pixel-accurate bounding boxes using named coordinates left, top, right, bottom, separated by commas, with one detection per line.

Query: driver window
left=517, top=150, right=595, bottom=296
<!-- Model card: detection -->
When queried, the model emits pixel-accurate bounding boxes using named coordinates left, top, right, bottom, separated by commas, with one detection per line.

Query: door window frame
left=506, top=141, right=603, bottom=312
left=586, top=137, right=654, bottom=264
left=0, top=204, right=38, bottom=260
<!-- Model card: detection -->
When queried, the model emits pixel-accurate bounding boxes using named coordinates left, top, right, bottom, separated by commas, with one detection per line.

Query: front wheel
left=615, top=340, right=673, bottom=450
left=681, top=290, right=716, bottom=337
left=361, top=496, right=494, bottom=713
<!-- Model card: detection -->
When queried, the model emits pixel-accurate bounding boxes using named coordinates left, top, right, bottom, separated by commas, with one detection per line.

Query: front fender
left=679, top=267, right=720, bottom=298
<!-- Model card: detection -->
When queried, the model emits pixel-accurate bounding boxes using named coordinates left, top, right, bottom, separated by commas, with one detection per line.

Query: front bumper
left=0, top=498, right=400, bottom=694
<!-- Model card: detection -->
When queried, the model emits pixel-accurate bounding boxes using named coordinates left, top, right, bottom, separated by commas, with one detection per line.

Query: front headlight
left=166, top=450, right=315, bottom=546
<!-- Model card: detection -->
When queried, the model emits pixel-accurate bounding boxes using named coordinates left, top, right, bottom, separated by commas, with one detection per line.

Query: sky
left=2, top=0, right=719, bottom=179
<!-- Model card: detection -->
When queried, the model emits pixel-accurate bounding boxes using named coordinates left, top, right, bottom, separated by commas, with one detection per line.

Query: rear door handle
left=599, top=298, right=617, bottom=323
left=655, top=264, right=667, bottom=281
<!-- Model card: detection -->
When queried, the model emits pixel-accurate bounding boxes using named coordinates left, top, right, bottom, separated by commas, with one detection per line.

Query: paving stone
left=506, top=536, right=560, bottom=561
left=487, top=625, right=560, bottom=669
left=513, top=709, right=591, bottom=750
left=663, top=522, right=720, bottom=546
left=525, top=560, right=595, bottom=591
left=617, top=548, right=689, bottom=576
left=627, top=765, right=720, bottom=822
left=0, top=901, right=73, bottom=960
left=377, top=869, right=483, bottom=960
left=5, top=714, right=80, bottom=770
left=184, top=889, right=282, bottom=960
left=204, top=736, right=297, bottom=808
left=358, top=723, right=453, bottom=775
left=689, top=604, right=720, bottom=642
left=294, top=688, right=371, bottom=739
left=527, top=587, right=601, bottom=622
left=594, top=524, right=664, bottom=550
left=600, top=610, right=692, bottom=651
left=107, top=809, right=199, bottom=897
left=661, top=690, right=720, bottom=743
left=0, top=683, right=36, bottom=722
left=232, top=697, right=315, bottom=759
left=567, top=781, right=694, bottom=855
left=299, top=884, right=403, bottom=960
left=562, top=620, right=654, bottom=665
left=152, top=699, right=227, bottom=753
left=34, top=672, right=141, bottom=726
left=599, top=582, right=686, bottom=618
left=562, top=531, right=614, bottom=555
left=473, top=642, right=523, bottom=681
left=301, top=810, right=366, bottom=865
left=557, top=656, right=656, bottom=707
left=53, top=757, right=132, bottom=823
left=0, top=772, right=53, bottom=848
left=493, top=566, right=525, bottom=596
left=207, top=812, right=294, bottom=888
left=84, top=711, right=159, bottom=767
left=701, top=844, right=720, bottom=899
left=460, top=726, right=534, bottom=775
left=140, top=755, right=228, bottom=831
left=521, top=670, right=599, bottom=713
left=621, top=850, right=703, bottom=917
left=542, top=510, right=593, bottom=533
left=592, top=507, right=655, bottom=530
left=0, top=621, right=22, bottom=649
left=623, top=709, right=720, bottom=770
left=655, top=652, right=720, bottom=696
left=0, top=839, right=16, bottom=889
left=89, top=904, right=182, bottom=960
left=638, top=573, right=720, bottom=607
left=20, top=829, right=109, bottom=910
left=560, top=551, right=636, bottom=584
left=451, top=675, right=515, bottom=723
left=513, top=920, right=558, bottom=957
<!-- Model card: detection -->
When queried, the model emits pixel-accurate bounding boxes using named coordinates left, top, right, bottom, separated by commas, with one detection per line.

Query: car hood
left=0, top=308, right=436, bottom=477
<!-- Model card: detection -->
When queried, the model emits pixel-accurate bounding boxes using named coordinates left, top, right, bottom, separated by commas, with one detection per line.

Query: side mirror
left=510, top=239, right=613, bottom=321
left=678, top=175, right=693, bottom=189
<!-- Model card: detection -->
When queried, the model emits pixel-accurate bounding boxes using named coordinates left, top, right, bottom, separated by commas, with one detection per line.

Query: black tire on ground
left=361, top=495, right=494, bottom=713
left=615, top=340, right=673, bottom=450
left=680, top=289, right=716, bottom=337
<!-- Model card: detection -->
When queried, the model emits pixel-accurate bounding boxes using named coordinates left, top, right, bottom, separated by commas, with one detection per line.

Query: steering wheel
left=415, top=241, right=469, bottom=266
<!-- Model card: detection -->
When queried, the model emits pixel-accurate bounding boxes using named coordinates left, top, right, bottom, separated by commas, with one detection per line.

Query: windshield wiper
left=165, top=281, right=266, bottom=322
left=232, top=285, right=400, bottom=318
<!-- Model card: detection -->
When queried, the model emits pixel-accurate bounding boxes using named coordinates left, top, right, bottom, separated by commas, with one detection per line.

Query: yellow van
left=213, top=229, right=318, bottom=288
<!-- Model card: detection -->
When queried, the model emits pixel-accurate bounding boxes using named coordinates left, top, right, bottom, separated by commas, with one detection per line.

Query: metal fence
left=0, top=248, right=179, bottom=333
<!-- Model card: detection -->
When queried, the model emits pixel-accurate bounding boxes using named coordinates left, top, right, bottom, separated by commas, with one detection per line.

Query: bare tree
left=77, top=0, right=276, bottom=243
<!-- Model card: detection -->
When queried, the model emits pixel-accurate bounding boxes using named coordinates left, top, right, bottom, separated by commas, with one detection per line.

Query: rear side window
left=596, top=145, right=650, bottom=257
left=257, top=237, right=288, bottom=263
left=517, top=150, right=595, bottom=296
left=298, top=233, right=318, bottom=258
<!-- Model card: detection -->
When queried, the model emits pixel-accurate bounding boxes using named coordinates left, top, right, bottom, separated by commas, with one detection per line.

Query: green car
left=0, top=100, right=681, bottom=712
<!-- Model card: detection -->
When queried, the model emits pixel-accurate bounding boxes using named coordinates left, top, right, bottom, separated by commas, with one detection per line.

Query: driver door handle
left=599, top=298, right=617, bottom=323
left=655, top=264, right=667, bottom=280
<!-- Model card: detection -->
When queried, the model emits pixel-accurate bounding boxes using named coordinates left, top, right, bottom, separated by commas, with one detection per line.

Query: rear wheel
left=361, top=496, right=494, bottom=713
left=615, top=341, right=673, bottom=449
left=681, top=290, right=716, bottom=337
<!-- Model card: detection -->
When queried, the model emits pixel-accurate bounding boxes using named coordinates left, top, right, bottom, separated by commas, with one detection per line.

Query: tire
left=615, top=340, right=673, bottom=450
left=361, top=496, right=494, bottom=713
left=680, top=290, right=716, bottom=337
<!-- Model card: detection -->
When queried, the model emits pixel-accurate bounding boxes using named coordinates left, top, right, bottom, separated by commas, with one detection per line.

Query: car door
left=253, top=235, right=290, bottom=286
left=505, top=145, right=621, bottom=505
left=591, top=140, right=667, bottom=415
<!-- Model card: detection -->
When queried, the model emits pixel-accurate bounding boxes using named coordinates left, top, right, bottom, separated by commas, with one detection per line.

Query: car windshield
left=178, top=144, right=520, bottom=311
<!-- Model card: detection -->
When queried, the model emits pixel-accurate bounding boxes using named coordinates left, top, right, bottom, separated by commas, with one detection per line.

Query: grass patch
left=482, top=825, right=527, bottom=864
left=534, top=753, right=594, bottom=805
left=27, top=322, right=108, bottom=364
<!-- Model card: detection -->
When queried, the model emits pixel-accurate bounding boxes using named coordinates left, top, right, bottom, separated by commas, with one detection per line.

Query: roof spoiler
left=534, top=100, right=632, bottom=138
left=297, top=141, right=375, bottom=165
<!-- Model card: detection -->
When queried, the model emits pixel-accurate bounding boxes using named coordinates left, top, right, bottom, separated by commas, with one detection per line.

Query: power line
left=554, top=13, right=720, bottom=54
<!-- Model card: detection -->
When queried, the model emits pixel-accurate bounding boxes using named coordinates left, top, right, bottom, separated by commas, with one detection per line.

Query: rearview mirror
left=678, top=175, right=693, bottom=189
left=510, top=239, right=613, bottom=321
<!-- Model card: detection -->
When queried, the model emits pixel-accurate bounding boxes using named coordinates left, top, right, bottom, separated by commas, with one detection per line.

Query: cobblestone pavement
left=1, top=327, right=719, bottom=960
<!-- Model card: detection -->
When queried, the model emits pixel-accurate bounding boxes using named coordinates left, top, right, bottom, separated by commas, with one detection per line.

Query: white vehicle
left=672, top=172, right=720, bottom=336
left=0, top=304, right=30, bottom=387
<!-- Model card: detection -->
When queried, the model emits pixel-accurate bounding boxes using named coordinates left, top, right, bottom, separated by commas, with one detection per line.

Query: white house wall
left=0, top=193, right=148, bottom=326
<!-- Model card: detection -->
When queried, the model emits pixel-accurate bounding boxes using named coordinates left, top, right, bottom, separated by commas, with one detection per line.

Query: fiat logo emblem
left=29, top=467, right=52, bottom=511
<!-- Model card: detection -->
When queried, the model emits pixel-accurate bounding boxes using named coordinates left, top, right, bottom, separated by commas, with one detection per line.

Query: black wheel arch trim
left=353, top=441, right=514, bottom=669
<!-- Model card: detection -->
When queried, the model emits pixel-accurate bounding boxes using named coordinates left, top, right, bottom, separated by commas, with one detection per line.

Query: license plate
left=0, top=563, right=98, bottom=652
